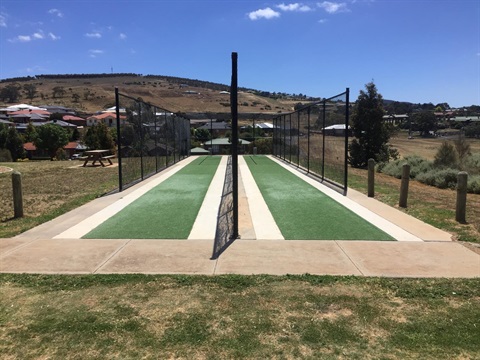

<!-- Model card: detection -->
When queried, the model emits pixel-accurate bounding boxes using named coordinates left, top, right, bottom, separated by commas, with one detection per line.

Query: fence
left=115, top=89, right=190, bottom=191
left=273, top=89, right=349, bottom=194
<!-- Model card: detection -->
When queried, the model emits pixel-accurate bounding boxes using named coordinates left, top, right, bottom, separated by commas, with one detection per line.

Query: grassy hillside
left=0, top=74, right=302, bottom=115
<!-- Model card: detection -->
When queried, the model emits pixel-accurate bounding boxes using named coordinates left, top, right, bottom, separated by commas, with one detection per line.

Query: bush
left=380, top=155, right=433, bottom=179
left=434, top=141, right=458, bottom=168
left=465, top=153, right=480, bottom=175
left=416, top=168, right=459, bottom=189
left=467, top=175, right=480, bottom=194
left=0, top=148, right=12, bottom=162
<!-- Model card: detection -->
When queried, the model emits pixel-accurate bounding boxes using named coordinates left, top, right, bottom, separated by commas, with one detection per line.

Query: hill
left=0, top=73, right=309, bottom=117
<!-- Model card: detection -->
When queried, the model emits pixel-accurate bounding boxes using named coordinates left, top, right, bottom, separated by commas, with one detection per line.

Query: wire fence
left=115, top=89, right=190, bottom=191
left=273, top=89, right=350, bottom=194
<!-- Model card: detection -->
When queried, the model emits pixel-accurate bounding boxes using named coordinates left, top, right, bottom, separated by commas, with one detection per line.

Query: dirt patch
left=0, top=166, right=13, bottom=174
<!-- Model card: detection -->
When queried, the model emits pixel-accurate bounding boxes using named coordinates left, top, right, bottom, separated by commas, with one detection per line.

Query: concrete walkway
left=1, top=156, right=479, bottom=278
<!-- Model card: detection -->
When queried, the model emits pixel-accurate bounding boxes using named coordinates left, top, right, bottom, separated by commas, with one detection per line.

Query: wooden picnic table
left=82, top=150, right=114, bottom=167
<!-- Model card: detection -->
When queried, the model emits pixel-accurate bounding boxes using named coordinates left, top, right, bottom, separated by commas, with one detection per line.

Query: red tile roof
left=24, top=142, right=36, bottom=151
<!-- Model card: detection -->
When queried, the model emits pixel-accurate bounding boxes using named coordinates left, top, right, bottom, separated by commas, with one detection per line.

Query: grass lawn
left=245, top=156, right=393, bottom=240
left=0, top=274, right=478, bottom=359
left=83, top=156, right=221, bottom=239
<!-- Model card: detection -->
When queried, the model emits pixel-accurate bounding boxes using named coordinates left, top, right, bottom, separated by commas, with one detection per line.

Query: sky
left=0, top=0, right=479, bottom=108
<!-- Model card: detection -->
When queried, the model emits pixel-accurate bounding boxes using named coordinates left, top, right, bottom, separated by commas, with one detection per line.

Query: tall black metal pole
left=344, top=88, right=350, bottom=195
left=231, top=52, right=239, bottom=239
left=115, top=87, right=123, bottom=191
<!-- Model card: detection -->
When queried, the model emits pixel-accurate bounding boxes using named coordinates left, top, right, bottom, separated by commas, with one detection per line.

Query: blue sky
left=0, top=0, right=479, bottom=107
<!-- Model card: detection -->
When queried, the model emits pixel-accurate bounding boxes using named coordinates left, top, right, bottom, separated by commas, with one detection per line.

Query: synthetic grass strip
left=83, top=156, right=221, bottom=239
left=245, top=156, right=394, bottom=240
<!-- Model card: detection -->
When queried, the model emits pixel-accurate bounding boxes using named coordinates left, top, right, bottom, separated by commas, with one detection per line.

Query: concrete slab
left=0, top=238, right=36, bottom=255
left=338, top=241, right=480, bottom=278
left=215, top=240, right=362, bottom=275
left=96, top=240, right=216, bottom=274
left=0, top=239, right=128, bottom=274
left=347, top=188, right=453, bottom=241
left=188, top=157, right=226, bottom=239
left=239, top=156, right=283, bottom=240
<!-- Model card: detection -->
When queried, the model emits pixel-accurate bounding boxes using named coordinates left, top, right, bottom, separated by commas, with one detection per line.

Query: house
left=322, top=124, right=351, bottom=136
left=197, top=121, right=231, bottom=137
left=382, top=114, right=408, bottom=124
left=87, top=112, right=126, bottom=127
left=63, top=115, right=86, bottom=127
left=203, top=137, right=250, bottom=155
left=24, top=141, right=86, bottom=159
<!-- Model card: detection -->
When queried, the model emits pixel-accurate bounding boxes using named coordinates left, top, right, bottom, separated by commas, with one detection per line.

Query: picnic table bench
left=82, top=150, right=114, bottom=167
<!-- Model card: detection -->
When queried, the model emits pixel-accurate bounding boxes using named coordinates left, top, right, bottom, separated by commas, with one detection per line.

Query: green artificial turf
left=83, top=156, right=221, bottom=239
left=245, top=156, right=394, bottom=240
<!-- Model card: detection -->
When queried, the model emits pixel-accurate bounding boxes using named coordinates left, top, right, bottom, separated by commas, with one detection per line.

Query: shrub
left=380, top=155, right=433, bottom=179
left=0, top=148, right=12, bottom=162
left=433, top=141, right=458, bottom=168
left=416, top=168, right=459, bottom=189
left=465, top=153, right=480, bottom=175
left=467, top=175, right=480, bottom=194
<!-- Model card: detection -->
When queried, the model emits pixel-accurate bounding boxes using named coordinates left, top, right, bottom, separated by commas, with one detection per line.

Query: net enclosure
left=273, top=89, right=350, bottom=194
left=115, top=89, right=190, bottom=191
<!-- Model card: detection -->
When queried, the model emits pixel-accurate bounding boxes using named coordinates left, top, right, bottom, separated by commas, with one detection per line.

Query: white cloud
left=89, top=49, right=105, bottom=58
left=9, top=35, right=32, bottom=43
left=33, top=31, right=44, bottom=39
left=48, top=9, right=64, bottom=18
left=317, top=1, right=350, bottom=14
left=49, top=32, right=60, bottom=40
left=277, top=3, right=313, bottom=12
left=318, top=18, right=327, bottom=23
left=0, top=14, right=6, bottom=27
left=85, top=32, right=102, bottom=38
left=119, top=33, right=127, bottom=40
left=248, top=7, right=281, bottom=20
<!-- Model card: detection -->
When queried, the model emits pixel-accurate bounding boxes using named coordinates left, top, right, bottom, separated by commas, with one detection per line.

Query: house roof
left=204, top=138, right=251, bottom=146
left=190, top=147, right=210, bottom=154
left=24, top=142, right=36, bottom=151
left=8, top=109, right=51, bottom=116
left=45, top=120, right=77, bottom=127
left=63, top=115, right=85, bottom=121
left=88, top=112, right=126, bottom=120
left=198, top=121, right=231, bottom=130
left=323, top=124, right=351, bottom=130
left=1, top=104, right=46, bottom=111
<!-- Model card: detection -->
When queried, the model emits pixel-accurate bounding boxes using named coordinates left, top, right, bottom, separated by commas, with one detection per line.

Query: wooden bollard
left=12, top=171, right=24, bottom=218
left=456, top=172, right=468, bottom=223
left=367, top=158, right=375, bottom=197
left=399, top=163, right=410, bottom=208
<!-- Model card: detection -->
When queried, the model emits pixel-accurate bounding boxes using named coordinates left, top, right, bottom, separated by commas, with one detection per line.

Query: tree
left=34, top=124, right=69, bottom=160
left=434, top=141, right=458, bottom=168
left=195, top=128, right=211, bottom=142
left=23, top=83, right=37, bottom=100
left=0, top=84, right=21, bottom=103
left=24, top=122, right=37, bottom=143
left=348, top=82, right=395, bottom=168
left=5, top=127, right=25, bottom=161
left=412, top=111, right=437, bottom=137
left=52, top=86, right=66, bottom=99
left=84, top=123, right=115, bottom=151
left=72, top=93, right=80, bottom=103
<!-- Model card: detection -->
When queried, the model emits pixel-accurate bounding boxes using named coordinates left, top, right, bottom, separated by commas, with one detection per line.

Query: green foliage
left=23, top=83, right=37, bottom=100
left=467, top=175, right=480, bottom=194
left=247, top=138, right=273, bottom=154
left=465, top=153, right=480, bottom=175
left=55, top=148, right=68, bottom=161
left=24, top=122, right=37, bottom=143
left=50, top=112, right=64, bottom=121
left=433, top=141, right=458, bottom=168
left=348, top=82, right=396, bottom=168
left=195, top=128, right=211, bottom=142
left=0, top=148, right=12, bottom=161
left=381, top=155, right=433, bottom=179
left=464, top=123, right=480, bottom=138
left=453, top=134, right=471, bottom=168
left=5, top=127, right=25, bottom=161
left=84, top=123, right=115, bottom=151
left=412, top=111, right=437, bottom=137
left=34, top=124, right=70, bottom=160
left=416, top=168, right=459, bottom=189
left=0, top=83, right=21, bottom=103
